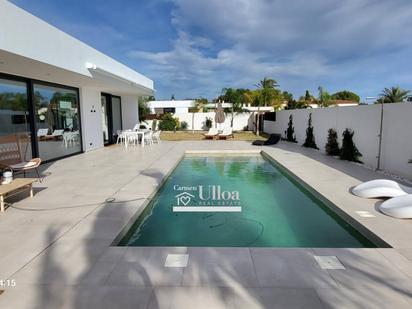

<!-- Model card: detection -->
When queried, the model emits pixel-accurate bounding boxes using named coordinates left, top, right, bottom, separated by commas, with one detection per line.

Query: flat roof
left=0, top=1, right=154, bottom=95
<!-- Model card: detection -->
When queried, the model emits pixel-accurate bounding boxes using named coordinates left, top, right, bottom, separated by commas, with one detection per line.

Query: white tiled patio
left=1, top=140, right=412, bottom=308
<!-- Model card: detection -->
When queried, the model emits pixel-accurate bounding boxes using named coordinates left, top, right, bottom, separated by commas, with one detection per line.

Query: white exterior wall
left=264, top=103, right=412, bottom=180
left=172, top=112, right=255, bottom=131
left=79, top=87, right=104, bottom=151
left=120, top=95, right=139, bottom=130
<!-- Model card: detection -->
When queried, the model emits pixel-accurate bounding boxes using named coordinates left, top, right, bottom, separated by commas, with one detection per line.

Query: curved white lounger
left=379, top=195, right=412, bottom=219
left=352, top=179, right=412, bottom=198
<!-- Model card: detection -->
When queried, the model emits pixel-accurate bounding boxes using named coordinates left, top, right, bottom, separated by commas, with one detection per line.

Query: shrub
left=285, top=114, right=297, bottom=142
left=158, top=113, right=179, bottom=131
left=303, top=113, right=318, bottom=149
left=151, top=119, right=157, bottom=131
left=325, top=128, right=340, bottom=156
left=204, top=117, right=213, bottom=129
left=340, top=128, right=362, bottom=162
left=331, top=90, right=360, bottom=102
left=180, top=121, right=188, bottom=130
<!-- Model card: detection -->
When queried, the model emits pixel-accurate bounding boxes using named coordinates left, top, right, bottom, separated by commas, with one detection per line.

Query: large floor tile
left=105, top=247, right=187, bottom=287
left=251, top=248, right=337, bottom=288
left=148, top=286, right=235, bottom=309
left=314, top=248, right=412, bottom=290
left=317, top=286, right=412, bottom=309
left=233, top=287, right=324, bottom=309
left=182, top=247, right=258, bottom=287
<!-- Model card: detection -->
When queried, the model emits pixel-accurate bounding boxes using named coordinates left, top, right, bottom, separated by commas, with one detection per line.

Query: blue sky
left=10, top=0, right=412, bottom=101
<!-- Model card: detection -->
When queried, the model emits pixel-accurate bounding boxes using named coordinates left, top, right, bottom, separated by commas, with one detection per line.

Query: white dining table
left=123, top=129, right=150, bottom=148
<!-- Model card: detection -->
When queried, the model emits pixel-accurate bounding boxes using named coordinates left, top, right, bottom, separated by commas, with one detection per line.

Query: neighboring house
left=148, top=100, right=195, bottom=115
left=0, top=1, right=154, bottom=162
left=328, top=100, right=359, bottom=107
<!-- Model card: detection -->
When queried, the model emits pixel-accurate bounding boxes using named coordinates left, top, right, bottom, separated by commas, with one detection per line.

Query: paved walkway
left=0, top=141, right=412, bottom=308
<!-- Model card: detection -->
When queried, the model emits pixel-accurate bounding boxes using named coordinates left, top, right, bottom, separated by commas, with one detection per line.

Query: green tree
left=331, top=90, right=360, bottom=102
left=299, top=90, right=317, bottom=107
left=303, top=113, right=318, bottom=149
left=340, top=129, right=362, bottom=163
left=325, top=128, right=340, bottom=156
left=318, top=86, right=331, bottom=107
left=254, top=77, right=281, bottom=135
left=304, top=90, right=312, bottom=101
left=219, top=88, right=248, bottom=127
left=158, top=113, right=179, bottom=131
left=285, top=114, right=297, bottom=142
left=138, top=95, right=154, bottom=122
left=378, top=86, right=410, bottom=103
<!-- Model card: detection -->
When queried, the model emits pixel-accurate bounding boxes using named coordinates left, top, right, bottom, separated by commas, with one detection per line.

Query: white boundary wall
left=264, top=103, right=412, bottom=180
left=174, top=112, right=255, bottom=131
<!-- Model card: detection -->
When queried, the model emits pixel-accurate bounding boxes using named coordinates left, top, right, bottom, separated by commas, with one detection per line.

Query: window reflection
left=0, top=78, right=32, bottom=161
left=33, top=84, right=81, bottom=161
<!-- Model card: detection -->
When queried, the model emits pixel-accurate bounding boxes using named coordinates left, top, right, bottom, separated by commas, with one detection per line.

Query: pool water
left=119, top=154, right=376, bottom=247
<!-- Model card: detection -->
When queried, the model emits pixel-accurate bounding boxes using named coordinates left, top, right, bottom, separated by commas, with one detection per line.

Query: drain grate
left=355, top=210, right=376, bottom=218
left=314, top=255, right=345, bottom=269
left=164, top=254, right=189, bottom=268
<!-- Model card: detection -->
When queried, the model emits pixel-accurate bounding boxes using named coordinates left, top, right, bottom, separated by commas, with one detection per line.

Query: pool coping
left=113, top=149, right=390, bottom=248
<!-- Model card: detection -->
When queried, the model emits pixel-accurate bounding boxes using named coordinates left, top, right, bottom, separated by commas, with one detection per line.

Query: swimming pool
left=119, top=153, right=377, bottom=247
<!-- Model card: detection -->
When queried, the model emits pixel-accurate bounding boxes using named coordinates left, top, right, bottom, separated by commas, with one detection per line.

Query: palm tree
left=379, top=86, right=410, bottom=103
left=254, top=77, right=279, bottom=135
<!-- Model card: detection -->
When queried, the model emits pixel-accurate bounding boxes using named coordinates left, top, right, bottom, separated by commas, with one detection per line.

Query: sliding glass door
left=101, top=93, right=122, bottom=145
left=0, top=78, right=32, bottom=162
left=33, top=83, right=81, bottom=161
left=0, top=73, right=82, bottom=163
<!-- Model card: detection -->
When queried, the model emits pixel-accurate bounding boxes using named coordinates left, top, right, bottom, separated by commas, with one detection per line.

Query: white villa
left=0, top=1, right=154, bottom=162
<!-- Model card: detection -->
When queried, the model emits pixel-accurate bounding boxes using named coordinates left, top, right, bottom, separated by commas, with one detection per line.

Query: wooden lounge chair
left=218, top=127, right=234, bottom=139
left=204, top=128, right=219, bottom=139
left=0, top=133, right=42, bottom=182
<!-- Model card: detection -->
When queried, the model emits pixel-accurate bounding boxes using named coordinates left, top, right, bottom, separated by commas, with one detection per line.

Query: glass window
left=33, top=84, right=81, bottom=161
left=111, top=96, right=122, bottom=138
left=0, top=78, right=32, bottom=162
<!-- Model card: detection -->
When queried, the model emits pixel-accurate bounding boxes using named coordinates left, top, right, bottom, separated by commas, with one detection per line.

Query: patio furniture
left=379, top=194, right=412, bottom=219
left=116, top=130, right=126, bottom=144
left=144, top=130, right=153, bottom=146
left=352, top=179, right=412, bottom=198
left=204, top=128, right=219, bottom=139
left=252, top=134, right=281, bottom=146
left=218, top=127, right=234, bottom=139
left=51, top=129, right=64, bottom=139
left=63, top=131, right=80, bottom=147
left=0, top=133, right=42, bottom=181
left=123, top=130, right=150, bottom=148
left=37, top=128, right=49, bottom=139
left=0, top=178, right=37, bottom=212
left=152, top=130, right=161, bottom=144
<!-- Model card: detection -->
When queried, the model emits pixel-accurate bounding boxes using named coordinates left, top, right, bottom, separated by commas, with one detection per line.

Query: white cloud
left=128, top=0, right=412, bottom=99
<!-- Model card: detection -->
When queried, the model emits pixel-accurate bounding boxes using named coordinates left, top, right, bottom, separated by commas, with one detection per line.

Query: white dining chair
left=144, top=131, right=153, bottom=146
left=152, top=130, right=161, bottom=144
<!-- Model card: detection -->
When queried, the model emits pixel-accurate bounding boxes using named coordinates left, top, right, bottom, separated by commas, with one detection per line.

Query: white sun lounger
left=379, top=194, right=412, bottom=219
left=352, top=179, right=412, bottom=198
left=218, top=127, right=233, bottom=139
left=204, top=128, right=218, bottom=139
